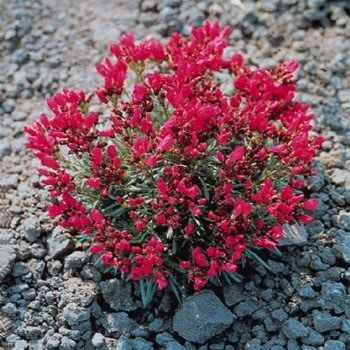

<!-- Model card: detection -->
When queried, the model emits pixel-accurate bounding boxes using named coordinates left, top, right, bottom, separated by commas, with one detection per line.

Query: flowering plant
left=25, top=21, right=323, bottom=305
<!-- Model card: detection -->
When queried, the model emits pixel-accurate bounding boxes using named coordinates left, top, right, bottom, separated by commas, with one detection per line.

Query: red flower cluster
left=25, top=21, right=323, bottom=292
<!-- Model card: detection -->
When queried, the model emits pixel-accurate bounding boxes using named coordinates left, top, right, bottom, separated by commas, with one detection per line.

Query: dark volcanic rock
left=173, top=290, right=235, bottom=343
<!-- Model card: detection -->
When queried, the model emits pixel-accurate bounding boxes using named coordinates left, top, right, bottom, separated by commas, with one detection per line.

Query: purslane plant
left=25, top=21, right=323, bottom=301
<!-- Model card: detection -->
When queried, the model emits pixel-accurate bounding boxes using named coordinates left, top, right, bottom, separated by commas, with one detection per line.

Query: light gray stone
left=0, top=231, right=16, bottom=282
left=132, top=338, right=154, bottom=350
left=173, top=290, right=235, bottom=343
left=165, top=342, right=186, bottom=350
left=282, top=318, right=309, bottom=339
left=331, top=169, right=350, bottom=186
left=279, top=224, right=308, bottom=246
left=60, top=278, right=97, bottom=307
left=164, top=0, right=183, bottom=8
left=324, top=340, right=346, bottom=350
left=334, top=212, right=350, bottom=230
left=245, top=339, right=261, bottom=349
left=223, top=283, right=246, bottom=306
left=64, top=251, right=84, bottom=270
left=116, top=337, right=133, bottom=350
left=22, top=216, right=40, bottom=242
left=47, top=228, right=74, bottom=259
left=59, top=336, right=77, bottom=350
left=321, top=282, right=345, bottom=302
left=308, top=173, right=325, bottom=191
left=0, top=211, right=11, bottom=229
left=148, top=317, right=166, bottom=332
left=234, top=301, right=259, bottom=317
left=63, top=303, right=91, bottom=326
left=338, top=90, right=350, bottom=103
left=14, top=339, right=29, bottom=350
left=12, top=262, right=30, bottom=277
left=46, top=334, right=61, bottom=348
left=103, top=312, right=137, bottom=334
left=302, top=329, right=324, bottom=346
left=103, top=336, right=118, bottom=349
left=24, top=326, right=43, bottom=340
left=0, top=174, right=19, bottom=188
left=272, top=309, right=288, bottom=322
left=155, top=332, right=176, bottom=346
left=92, top=333, right=104, bottom=347
left=334, top=229, right=350, bottom=263
left=298, top=285, right=317, bottom=299
left=0, top=139, right=11, bottom=158
left=313, top=311, right=341, bottom=332
left=47, top=260, right=62, bottom=276
left=100, top=278, right=136, bottom=312
left=341, top=319, right=350, bottom=333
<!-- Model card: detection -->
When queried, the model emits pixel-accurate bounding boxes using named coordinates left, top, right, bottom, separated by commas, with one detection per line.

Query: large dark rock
left=100, top=278, right=136, bottom=312
left=46, top=227, right=74, bottom=259
left=279, top=224, right=308, bottom=246
left=173, top=290, right=235, bottom=343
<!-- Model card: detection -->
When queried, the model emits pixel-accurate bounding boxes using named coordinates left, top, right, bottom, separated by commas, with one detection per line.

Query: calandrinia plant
left=25, top=21, right=323, bottom=303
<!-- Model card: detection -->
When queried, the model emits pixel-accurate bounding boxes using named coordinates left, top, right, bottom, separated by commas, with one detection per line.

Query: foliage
left=25, top=21, right=323, bottom=301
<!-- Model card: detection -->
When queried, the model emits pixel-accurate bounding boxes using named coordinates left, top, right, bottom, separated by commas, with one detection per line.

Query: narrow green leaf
left=103, top=202, right=118, bottom=212
left=245, top=248, right=272, bottom=272
left=146, top=280, right=157, bottom=306
left=169, top=274, right=183, bottom=303
left=93, top=256, right=103, bottom=269
left=166, top=227, right=174, bottom=239
left=107, top=207, right=127, bottom=217
left=225, top=271, right=243, bottom=283
left=139, top=279, right=147, bottom=307
left=139, top=278, right=157, bottom=308
left=166, top=260, right=186, bottom=274
left=197, top=176, right=210, bottom=200
left=222, top=272, right=232, bottom=285
left=82, top=250, right=91, bottom=263
left=192, top=217, right=201, bottom=226
left=272, top=247, right=282, bottom=257
left=210, top=276, right=222, bottom=287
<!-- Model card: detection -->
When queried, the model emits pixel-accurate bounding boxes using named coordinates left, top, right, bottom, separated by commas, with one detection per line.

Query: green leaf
left=166, top=227, right=174, bottom=239
left=169, top=274, right=184, bottom=303
left=192, top=216, right=201, bottom=227
left=139, top=278, right=157, bottom=308
left=106, top=207, right=127, bottom=217
left=169, top=279, right=182, bottom=303
left=166, top=260, right=186, bottom=274
left=210, top=276, right=222, bottom=287
left=197, top=176, right=210, bottom=200
left=82, top=250, right=91, bottom=263
left=93, top=256, right=103, bottom=269
left=245, top=248, right=272, bottom=272
left=103, top=201, right=118, bottom=212
left=222, top=271, right=243, bottom=284
left=77, top=234, right=90, bottom=243
left=222, top=272, right=232, bottom=285
left=272, top=247, right=282, bottom=258
left=127, top=186, right=143, bottom=192
left=131, top=231, right=150, bottom=244
left=172, top=238, right=177, bottom=255
left=139, top=279, right=147, bottom=307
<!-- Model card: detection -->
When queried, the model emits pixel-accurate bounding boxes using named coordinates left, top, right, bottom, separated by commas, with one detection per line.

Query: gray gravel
left=0, top=0, right=349, bottom=349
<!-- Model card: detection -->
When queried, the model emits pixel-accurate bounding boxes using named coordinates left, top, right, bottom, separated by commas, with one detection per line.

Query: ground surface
left=0, top=0, right=349, bottom=349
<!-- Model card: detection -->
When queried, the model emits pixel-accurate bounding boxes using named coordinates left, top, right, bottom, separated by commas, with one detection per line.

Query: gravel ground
left=0, top=0, right=349, bottom=349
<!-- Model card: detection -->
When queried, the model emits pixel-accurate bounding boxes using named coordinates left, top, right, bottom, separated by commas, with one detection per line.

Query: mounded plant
left=25, top=21, right=323, bottom=305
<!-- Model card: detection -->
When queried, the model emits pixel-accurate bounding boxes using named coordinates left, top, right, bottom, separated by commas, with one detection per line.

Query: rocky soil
left=0, top=0, right=349, bottom=349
